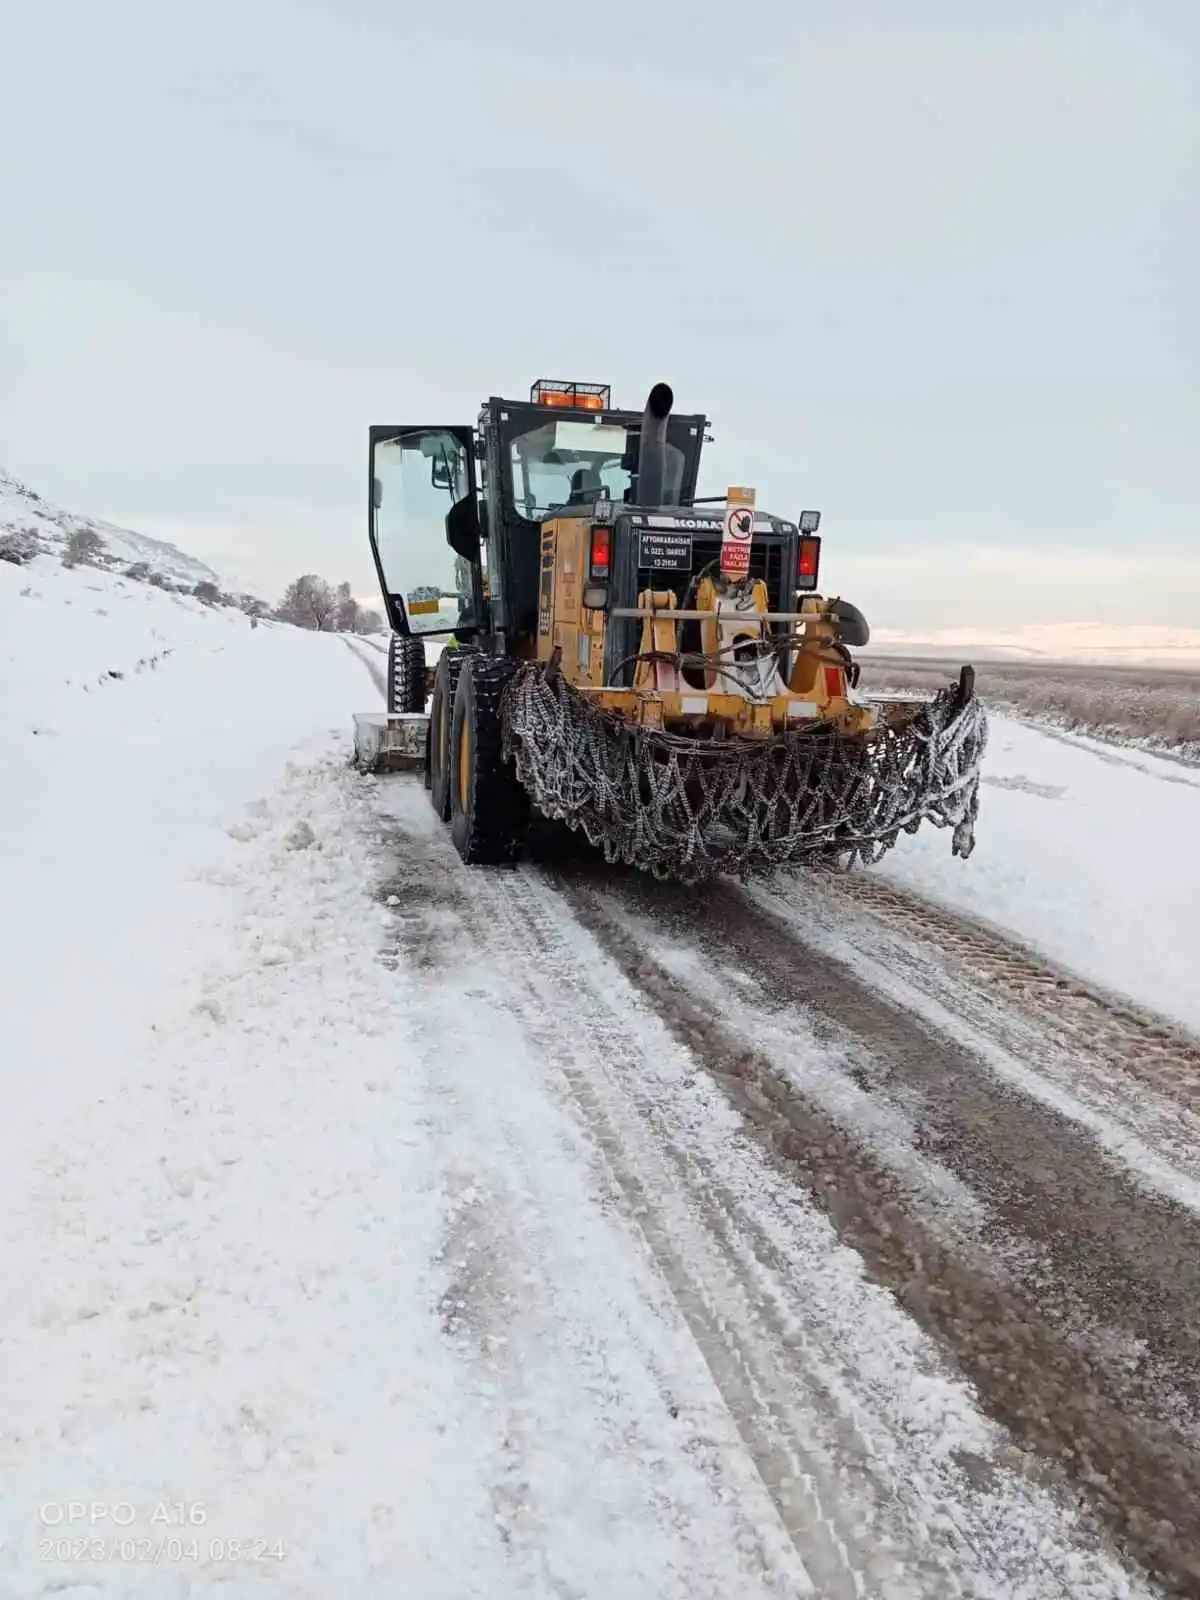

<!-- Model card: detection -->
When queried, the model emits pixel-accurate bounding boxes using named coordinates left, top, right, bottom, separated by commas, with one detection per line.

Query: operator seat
left=567, top=466, right=603, bottom=504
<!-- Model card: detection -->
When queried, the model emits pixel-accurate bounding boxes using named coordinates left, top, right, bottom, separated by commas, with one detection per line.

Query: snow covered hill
left=1, top=468, right=221, bottom=588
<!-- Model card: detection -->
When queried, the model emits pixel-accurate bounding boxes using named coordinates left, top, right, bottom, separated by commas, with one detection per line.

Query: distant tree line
left=274, top=576, right=383, bottom=635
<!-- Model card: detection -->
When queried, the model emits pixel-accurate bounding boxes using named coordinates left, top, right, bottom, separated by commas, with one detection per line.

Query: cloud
left=132, top=505, right=370, bottom=602
left=2, top=1, right=1196, bottom=650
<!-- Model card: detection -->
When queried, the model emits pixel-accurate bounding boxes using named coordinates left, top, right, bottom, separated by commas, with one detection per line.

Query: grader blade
left=353, top=711, right=429, bottom=775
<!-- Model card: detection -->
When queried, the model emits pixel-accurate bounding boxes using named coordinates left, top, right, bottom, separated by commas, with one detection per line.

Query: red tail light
left=797, top=537, right=821, bottom=591
left=590, top=526, right=611, bottom=576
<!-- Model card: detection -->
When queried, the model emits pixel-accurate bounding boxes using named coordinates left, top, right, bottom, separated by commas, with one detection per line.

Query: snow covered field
left=2, top=535, right=1198, bottom=1595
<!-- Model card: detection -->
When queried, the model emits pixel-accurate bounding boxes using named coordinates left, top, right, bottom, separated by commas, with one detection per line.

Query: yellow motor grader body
left=363, top=377, right=987, bottom=880
left=533, top=511, right=876, bottom=739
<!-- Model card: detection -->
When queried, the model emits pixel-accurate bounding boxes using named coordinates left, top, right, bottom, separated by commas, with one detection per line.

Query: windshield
left=508, top=417, right=684, bottom=519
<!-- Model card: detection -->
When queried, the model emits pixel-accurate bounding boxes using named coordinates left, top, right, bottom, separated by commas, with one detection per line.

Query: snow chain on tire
left=387, top=633, right=427, bottom=714
left=501, top=663, right=989, bottom=884
left=450, top=655, right=530, bottom=865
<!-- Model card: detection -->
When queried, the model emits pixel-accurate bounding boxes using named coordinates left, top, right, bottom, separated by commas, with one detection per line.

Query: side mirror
left=372, top=476, right=382, bottom=510
left=445, top=494, right=481, bottom=563
left=799, top=509, right=820, bottom=533
left=431, top=459, right=454, bottom=491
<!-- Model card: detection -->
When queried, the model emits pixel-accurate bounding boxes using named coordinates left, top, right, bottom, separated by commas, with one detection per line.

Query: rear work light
left=797, top=536, right=821, bottom=590
left=531, top=379, right=611, bottom=411
left=589, top=525, right=611, bottom=577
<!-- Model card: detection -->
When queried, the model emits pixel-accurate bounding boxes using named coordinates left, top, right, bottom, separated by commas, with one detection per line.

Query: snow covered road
left=874, top=716, right=1200, bottom=1035
left=3, top=560, right=1198, bottom=1596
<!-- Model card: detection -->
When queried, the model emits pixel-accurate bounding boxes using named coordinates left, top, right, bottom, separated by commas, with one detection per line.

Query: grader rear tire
left=449, top=656, right=529, bottom=865
left=428, top=647, right=474, bottom=819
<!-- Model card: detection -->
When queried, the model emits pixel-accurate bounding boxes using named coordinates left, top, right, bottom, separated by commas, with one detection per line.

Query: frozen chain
left=501, top=665, right=989, bottom=884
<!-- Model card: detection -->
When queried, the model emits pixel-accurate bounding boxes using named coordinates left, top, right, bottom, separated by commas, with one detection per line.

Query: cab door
left=368, top=424, right=481, bottom=637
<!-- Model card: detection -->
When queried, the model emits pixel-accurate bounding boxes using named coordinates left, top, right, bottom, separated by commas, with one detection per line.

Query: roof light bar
left=531, top=379, right=611, bottom=411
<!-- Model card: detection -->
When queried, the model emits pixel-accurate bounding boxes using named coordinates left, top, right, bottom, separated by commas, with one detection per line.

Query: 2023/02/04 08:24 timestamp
left=39, top=1535, right=288, bottom=1565
left=38, top=1503, right=286, bottom=1565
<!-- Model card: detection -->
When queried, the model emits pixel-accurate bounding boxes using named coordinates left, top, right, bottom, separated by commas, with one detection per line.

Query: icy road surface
left=2, top=556, right=1198, bottom=1596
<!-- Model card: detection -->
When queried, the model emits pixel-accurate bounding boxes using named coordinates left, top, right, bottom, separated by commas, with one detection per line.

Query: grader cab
left=356, top=379, right=987, bottom=882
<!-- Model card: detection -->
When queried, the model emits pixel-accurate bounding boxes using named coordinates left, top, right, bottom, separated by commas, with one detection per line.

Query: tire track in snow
left=371, top=798, right=816, bottom=1597
left=343, top=635, right=386, bottom=698
left=373, top=785, right=1158, bottom=1600
left=1007, top=720, right=1200, bottom=788
left=777, top=869, right=1200, bottom=1109
left=563, top=866, right=1200, bottom=1596
left=746, top=874, right=1200, bottom=1205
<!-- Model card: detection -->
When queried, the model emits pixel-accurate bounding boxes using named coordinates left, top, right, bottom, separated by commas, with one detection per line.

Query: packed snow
left=879, top=714, right=1200, bottom=1034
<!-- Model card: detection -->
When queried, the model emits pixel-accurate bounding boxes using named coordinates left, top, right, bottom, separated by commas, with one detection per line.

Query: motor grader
left=355, top=379, right=986, bottom=881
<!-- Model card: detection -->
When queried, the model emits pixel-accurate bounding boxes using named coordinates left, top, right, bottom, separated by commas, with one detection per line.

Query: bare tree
left=357, top=608, right=385, bottom=636
left=276, top=574, right=338, bottom=631
left=63, top=527, right=105, bottom=568
left=334, top=581, right=360, bottom=633
left=0, top=531, right=36, bottom=565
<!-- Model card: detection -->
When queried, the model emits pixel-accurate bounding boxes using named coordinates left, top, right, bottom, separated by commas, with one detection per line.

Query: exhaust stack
left=636, top=383, right=674, bottom=507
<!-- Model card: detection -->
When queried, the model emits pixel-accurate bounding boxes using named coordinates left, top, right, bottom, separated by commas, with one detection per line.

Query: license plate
left=639, top=531, right=693, bottom=571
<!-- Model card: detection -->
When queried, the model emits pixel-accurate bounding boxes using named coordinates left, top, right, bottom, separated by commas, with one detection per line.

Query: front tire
left=387, top=633, right=427, bottom=713
left=449, top=656, right=529, bottom=865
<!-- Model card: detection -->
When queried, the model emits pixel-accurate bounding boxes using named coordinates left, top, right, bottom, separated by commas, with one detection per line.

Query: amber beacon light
left=530, top=379, right=611, bottom=411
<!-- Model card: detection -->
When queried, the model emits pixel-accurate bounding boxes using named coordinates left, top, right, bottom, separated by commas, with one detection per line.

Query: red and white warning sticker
left=720, top=486, right=756, bottom=576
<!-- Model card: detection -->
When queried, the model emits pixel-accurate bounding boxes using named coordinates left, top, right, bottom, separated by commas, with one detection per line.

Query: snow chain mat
left=502, top=664, right=989, bottom=884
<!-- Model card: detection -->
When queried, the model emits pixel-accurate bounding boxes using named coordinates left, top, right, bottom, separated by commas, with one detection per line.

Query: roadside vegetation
left=859, top=656, right=1200, bottom=765
left=1, top=520, right=383, bottom=636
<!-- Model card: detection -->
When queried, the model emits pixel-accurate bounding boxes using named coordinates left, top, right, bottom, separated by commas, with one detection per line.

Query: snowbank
left=0, top=554, right=369, bottom=1218
left=879, top=713, right=1200, bottom=1034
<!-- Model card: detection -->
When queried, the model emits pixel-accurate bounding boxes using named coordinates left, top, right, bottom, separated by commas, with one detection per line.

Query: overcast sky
left=1, top=0, right=1196, bottom=635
